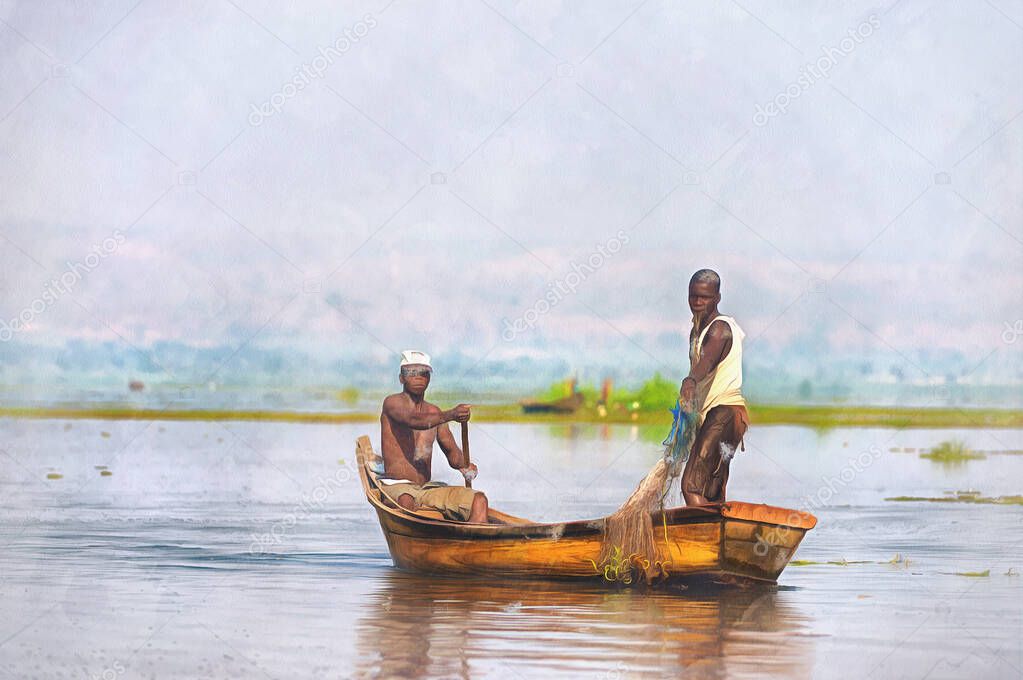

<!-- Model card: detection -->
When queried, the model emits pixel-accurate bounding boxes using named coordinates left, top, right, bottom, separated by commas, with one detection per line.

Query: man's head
left=688, top=269, right=721, bottom=325
left=399, top=350, right=432, bottom=397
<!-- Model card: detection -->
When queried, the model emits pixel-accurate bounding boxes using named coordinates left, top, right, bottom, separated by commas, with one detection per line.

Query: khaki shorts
left=681, top=405, right=749, bottom=502
left=379, top=481, right=477, bottom=521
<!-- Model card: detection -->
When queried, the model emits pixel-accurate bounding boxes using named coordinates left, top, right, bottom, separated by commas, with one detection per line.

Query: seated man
left=378, top=350, right=489, bottom=523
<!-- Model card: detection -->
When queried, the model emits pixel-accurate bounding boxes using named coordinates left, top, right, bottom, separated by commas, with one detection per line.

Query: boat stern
left=717, top=502, right=817, bottom=583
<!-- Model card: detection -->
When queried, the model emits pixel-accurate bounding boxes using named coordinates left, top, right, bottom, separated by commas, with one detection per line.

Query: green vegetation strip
left=1, top=403, right=1021, bottom=428
left=790, top=560, right=1001, bottom=578
left=789, top=559, right=874, bottom=566
left=747, top=405, right=1023, bottom=429
left=885, top=494, right=1023, bottom=506
left=0, top=406, right=374, bottom=424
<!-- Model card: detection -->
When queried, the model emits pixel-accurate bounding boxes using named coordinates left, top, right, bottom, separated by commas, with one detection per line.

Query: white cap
left=399, top=350, right=431, bottom=368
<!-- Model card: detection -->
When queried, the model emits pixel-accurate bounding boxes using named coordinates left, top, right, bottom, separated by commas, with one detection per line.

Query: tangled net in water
left=596, top=401, right=699, bottom=584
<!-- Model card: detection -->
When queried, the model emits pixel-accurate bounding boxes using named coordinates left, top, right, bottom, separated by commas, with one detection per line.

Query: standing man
left=679, top=269, right=750, bottom=505
left=379, top=350, right=490, bottom=523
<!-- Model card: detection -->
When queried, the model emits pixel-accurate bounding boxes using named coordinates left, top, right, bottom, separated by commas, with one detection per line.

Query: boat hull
left=375, top=504, right=810, bottom=584
left=357, top=436, right=814, bottom=585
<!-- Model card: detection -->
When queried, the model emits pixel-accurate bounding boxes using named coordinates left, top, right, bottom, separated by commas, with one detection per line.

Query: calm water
left=1, top=417, right=1021, bottom=679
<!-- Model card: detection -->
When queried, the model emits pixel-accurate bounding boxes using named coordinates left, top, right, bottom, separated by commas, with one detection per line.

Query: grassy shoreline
left=1, top=403, right=1021, bottom=428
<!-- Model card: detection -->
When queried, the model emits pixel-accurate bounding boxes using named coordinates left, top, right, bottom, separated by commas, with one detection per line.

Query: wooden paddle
left=461, top=421, right=472, bottom=489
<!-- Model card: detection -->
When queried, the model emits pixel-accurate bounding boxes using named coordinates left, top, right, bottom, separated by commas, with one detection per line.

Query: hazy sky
left=1, top=0, right=1020, bottom=388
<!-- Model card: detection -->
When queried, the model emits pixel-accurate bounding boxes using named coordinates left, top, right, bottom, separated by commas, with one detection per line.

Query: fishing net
left=596, top=401, right=699, bottom=583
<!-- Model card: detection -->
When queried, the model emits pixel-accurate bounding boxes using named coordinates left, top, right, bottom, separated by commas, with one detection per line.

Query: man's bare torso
left=380, top=392, right=441, bottom=485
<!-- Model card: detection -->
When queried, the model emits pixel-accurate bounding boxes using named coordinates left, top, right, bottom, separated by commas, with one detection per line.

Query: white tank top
left=689, top=315, right=746, bottom=419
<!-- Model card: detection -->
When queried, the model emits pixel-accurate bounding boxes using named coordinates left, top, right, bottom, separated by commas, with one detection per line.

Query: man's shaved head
left=690, top=268, right=721, bottom=292
left=688, top=269, right=722, bottom=327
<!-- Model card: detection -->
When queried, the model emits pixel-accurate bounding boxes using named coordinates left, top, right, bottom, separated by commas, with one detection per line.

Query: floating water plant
left=920, top=440, right=984, bottom=463
left=888, top=553, right=911, bottom=567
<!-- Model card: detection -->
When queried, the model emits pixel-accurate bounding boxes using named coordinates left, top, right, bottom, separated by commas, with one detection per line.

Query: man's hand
left=679, top=378, right=697, bottom=412
left=460, top=463, right=478, bottom=483
left=446, top=403, right=471, bottom=423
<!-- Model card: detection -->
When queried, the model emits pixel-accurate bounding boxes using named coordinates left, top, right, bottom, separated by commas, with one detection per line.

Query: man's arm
left=680, top=320, right=732, bottom=406
left=383, top=396, right=470, bottom=430
left=437, top=424, right=467, bottom=469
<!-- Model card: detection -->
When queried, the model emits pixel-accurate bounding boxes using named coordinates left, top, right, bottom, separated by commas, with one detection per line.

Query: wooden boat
left=356, top=435, right=816, bottom=585
left=519, top=392, right=584, bottom=414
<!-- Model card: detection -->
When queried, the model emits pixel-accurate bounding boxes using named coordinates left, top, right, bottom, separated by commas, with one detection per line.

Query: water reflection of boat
left=353, top=570, right=815, bottom=679
left=356, top=436, right=816, bottom=585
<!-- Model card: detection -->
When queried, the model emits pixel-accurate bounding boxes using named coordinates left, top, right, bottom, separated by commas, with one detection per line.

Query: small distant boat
left=356, top=436, right=816, bottom=585
left=519, top=392, right=584, bottom=414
